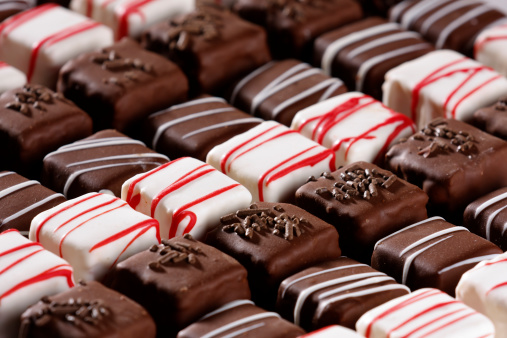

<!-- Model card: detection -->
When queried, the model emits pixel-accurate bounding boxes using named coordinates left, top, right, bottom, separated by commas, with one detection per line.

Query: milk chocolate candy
left=472, top=96, right=507, bottom=140
left=0, top=0, right=34, bottom=22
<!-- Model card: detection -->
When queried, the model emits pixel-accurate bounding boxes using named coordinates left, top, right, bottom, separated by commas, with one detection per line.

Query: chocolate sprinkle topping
left=269, top=0, right=327, bottom=21
left=148, top=236, right=202, bottom=271
left=92, top=50, right=153, bottom=86
left=5, top=85, right=68, bottom=116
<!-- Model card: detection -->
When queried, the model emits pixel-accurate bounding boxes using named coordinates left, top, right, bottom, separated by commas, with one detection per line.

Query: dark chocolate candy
left=57, top=38, right=188, bottom=133
left=142, top=6, right=271, bottom=94
left=355, top=0, right=404, bottom=16
left=205, top=202, right=341, bottom=308
left=0, top=84, right=92, bottom=179
left=177, top=299, right=306, bottom=338
left=472, top=96, right=507, bottom=140
left=0, top=0, right=34, bottom=22
left=0, top=171, right=65, bottom=235
left=227, top=59, right=346, bottom=126
left=143, top=95, right=262, bottom=161
left=277, top=257, right=410, bottom=331
left=295, top=162, right=428, bottom=263
left=372, top=217, right=502, bottom=296
left=42, top=129, right=169, bottom=199
left=385, top=118, right=507, bottom=222
left=19, top=281, right=156, bottom=338
left=105, top=234, right=251, bottom=337
left=313, top=17, right=434, bottom=100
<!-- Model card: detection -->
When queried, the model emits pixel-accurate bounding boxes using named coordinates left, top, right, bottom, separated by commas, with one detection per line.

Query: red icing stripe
left=0, top=61, right=7, bottom=69
left=0, top=248, right=43, bottom=275
left=0, top=3, right=58, bottom=37
left=0, top=242, right=41, bottom=258
left=116, top=0, right=152, bottom=40
left=474, top=24, right=507, bottom=57
left=54, top=197, right=117, bottom=233
left=449, top=74, right=501, bottom=119
left=486, top=281, right=507, bottom=295
left=420, top=311, right=477, bottom=337
left=0, top=228, right=22, bottom=236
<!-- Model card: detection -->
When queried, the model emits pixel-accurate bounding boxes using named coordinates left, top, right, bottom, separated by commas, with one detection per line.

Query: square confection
left=19, top=281, right=156, bottom=338
left=30, top=192, right=161, bottom=281
left=295, top=162, right=428, bottom=263
left=277, top=257, right=410, bottom=331
left=205, top=202, right=341, bottom=308
left=0, top=171, right=65, bottom=235
left=356, top=288, right=495, bottom=338
left=389, top=0, right=506, bottom=57
left=471, top=96, right=507, bottom=140
left=385, top=118, right=507, bottom=220
left=142, top=95, right=262, bottom=162
left=0, top=4, right=113, bottom=88
left=42, top=129, right=169, bottom=199
left=70, top=0, right=194, bottom=40
left=105, top=235, right=251, bottom=337
left=177, top=299, right=305, bottom=338
left=142, top=6, right=271, bottom=94
left=226, top=59, right=346, bottom=126
left=291, top=92, right=416, bottom=167
left=0, top=84, right=92, bottom=179
left=0, top=229, right=74, bottom=338
left=383, top=50, right=507, bottom=129
left=0, top=1, right=34, bottom=22
left=313, top=17, right=434, bottom=100
left=475, top=24, right=507, bottom=77
left=58, top=38, right=188, bottom=133
left=456, top=252, right=507, bottom=338
left=372, top=217, right=502, bottom=296
left=122, top=156, right=252, bottom=240
left=0, top=62, right=26, bottom=94
left=207, top=120, right=335, bottom=203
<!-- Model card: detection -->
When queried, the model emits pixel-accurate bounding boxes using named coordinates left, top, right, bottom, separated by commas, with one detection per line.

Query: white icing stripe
left=323, top=284, right=411, bottom=309
left=436, top=6, right=493, bottom=49
left=201, top=313, right=281, bottom=338
left=0, top=3, right=30, bottom=10
left=222, top=323, right=265, bottom=338
left=150, top=97, right=227, bottom=118
left=420, top=0, right=482, bottom=35
left=474, top=191, right=507, bottom=218
left=57, top=137, right=133, bottom=149
left=487, top=205, right=507, bottom=240
left=439, top=254, right=500, bottom=274
left=0, top=181, right=39, bottom=200
left=321, top=22, right=400, bottom=75
left=348, top=31, right=422, bottom=59
left=152, top=107, right=235, bottom=149
left=356, top=43, right=430, bottom=92
left=0, top=193, right=63, bottom=226
left=319, top=79, right=344, bottom=102
left=230, top=61, right=275, bottom=105
left=63, top=161, right=164, bottom=197
left=374, top=216, right=445, bottom=250
left=318, top=276, right=398, bottom=299
left=399, top=227, right=469, bottom=256
left=45, top=139, right=146, bottom=159
left=200, top=300, right=255, bottom=320
left=400, top=0, right=453, bottom=29
left=182, top=118, right=262, bottom=140
left=272, top=78, right=342, bottom=119
left=67, top=153, right=169, bottom=167
left=389, top=0, right=414, bottom=22
left=0, top=172, right=15, bottom=179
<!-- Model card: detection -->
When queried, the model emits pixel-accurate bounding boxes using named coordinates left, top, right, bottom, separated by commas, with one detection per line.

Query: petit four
left=0, top=61, right=26, bottom=94
left=475, top=23, right=507, bottom=77
left=471, top=96, right=507, bottom=140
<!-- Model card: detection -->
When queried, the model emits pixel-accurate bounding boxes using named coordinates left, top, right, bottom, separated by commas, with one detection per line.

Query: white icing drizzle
left=0, top=1, right=32, bottom=11
left=399, top=227, right=469, bottom=257
left=181, top=118, right=262, bottom=140
left=67, top=153, right=169, bottom=167
left=200, top=312, right=281, bottom=338
left=474, top=191, right=507, bottom=218
left=200, top=300, right=255, bottom=320
left=149, top=97, right=227, bottom=118
left=1, top=193, right=63, bottom=226
left=0, top=180, right=39, bottom=200
left=439, top=254, right=500, bottom=274
left=399, top=0, right=453, bottom=29
left=152, top=107, right=235, bottom=149
left=222, top=323, right=265, bottom=338
left=45, top=138, right=146, bottom=159
left=0, top=171, right=14, bottom=179
left=348, top=31, right=422, bottom=59
left=230, top=61, right=275, bottom=105
left=318, top=79, right=345, bottom=102
left=389, top=0, right=415, bottom=22
left=486, top=205, right=507, bottom=240
left=317, top=276, right=407, bottom=300
left=420, top=0, right=482, bottom=35
left=56, top=137, right=136, bottom=150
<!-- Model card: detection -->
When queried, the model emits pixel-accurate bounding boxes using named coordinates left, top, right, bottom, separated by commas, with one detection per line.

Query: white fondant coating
left=0, top=62, right=26, bottom=94
left=301, top=325, right=364, bottom=338
left=475, top=23, right=507, bottom=77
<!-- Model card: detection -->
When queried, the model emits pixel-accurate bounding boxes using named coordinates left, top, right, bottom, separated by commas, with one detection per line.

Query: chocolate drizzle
left=5, top=85, right=68, bottom=116
left=269, top=0, right=327, bottom=21
left=148, top=234, right=202, bottom=271
left=91, top=50, right=154, bottom=87
left=221, top=204, right=308, bottom=240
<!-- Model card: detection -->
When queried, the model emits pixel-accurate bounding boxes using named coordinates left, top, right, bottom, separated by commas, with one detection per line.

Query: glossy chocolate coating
left=295, top=162, right=428, bottom=263
left=472, top=97, right=507, bottom=140
left=205, top=202, right=341, bottom=309
left=58, top=38, right=188, bottom=133
left=105, top=235, right=251, bottom=337
left=19, top=281, right=156, bottom=338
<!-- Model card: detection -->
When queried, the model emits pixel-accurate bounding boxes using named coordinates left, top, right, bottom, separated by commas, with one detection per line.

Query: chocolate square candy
left=0, top=0, right=34, bottom=22
left=372, top=217, right=502, bottom=296
left=58, top=38, right=188, bottom=133
left=227, top=59, right=346, bottom=126
left=0, top=171, right=65, bottom=235
left=42, top=129, right=169, bottom=199
left=385, top=118, right=507, bottom=220
left=471, top=97, right=507, bottom=140
left=142, top=6, right=271, bottom=94
left=295, top=161, right=428, bottom=263
left=19, top=281, right=156, bottom=338
left=0, top=61, right=26, bottom=94
left=0, top=84, right=93, bottom=179
left=313, top=17, right=433, bottom=100
left=105, top=235, right=251, bottom=337
left=143, top=95, right=262, bottom=161
left=177, top=299, right=305, bottom=338
left=205, top=202, right=341, bottom=308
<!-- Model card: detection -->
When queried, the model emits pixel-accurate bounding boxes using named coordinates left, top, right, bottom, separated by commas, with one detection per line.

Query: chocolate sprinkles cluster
left=5, top=85, right=66, bottom=115
left=91, top=50, right=153, bottom=86
left=148, top=234, right=201, bottom=271
left=221, top=204, right=308, bottom=240
left=270, top=0, right=327, bottom=21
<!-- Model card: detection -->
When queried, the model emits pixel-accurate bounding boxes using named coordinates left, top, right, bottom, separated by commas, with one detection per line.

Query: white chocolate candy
left=0, top=229, right=74, bottom=338
left=122, top=157, right=252, bottom=240
left=30, top=192, right=160, bottom=281
left=457, top=252, right=507, bottom=338
left=292, top=92, right=415, bottom=166
left=70, top=0, right=195, bottom=40
left=356, top=288, right=495, bottom=338
left=207, top=121, right=335, bottom=203
left=475, top=24, right=507, bottom=77
left=0, top=4, right=113, bottom=88
left=383, top=49, right=507, bottom=128
left=0, top=62, right=26, bottom=94
left=301, top=325, right=365, bottom=338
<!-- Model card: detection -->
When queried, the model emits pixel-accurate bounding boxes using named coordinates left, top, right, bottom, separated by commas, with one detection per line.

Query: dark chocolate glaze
left=57, top=38, right=188, bottom=134
left=232, top=0, right=269, bottom=26
left=472, top=97, right=507, bottom=140
left=385, top=118, right=507, bottom=222
left=295, top=162, right=428, bottom=263
left=19, top=281, right=156, bottom=338
left=105, top=235, right=251, bottom=337
left=0, top=0, right=34, bottom=22
left=205, top=202, right=341, bottom=309
left=0, top=84, right=92, bottom=179
left=372, top=217, right=502, bottom=296
left=356, top=0, right=404, bottom=16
